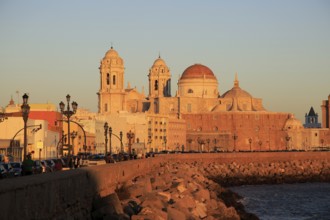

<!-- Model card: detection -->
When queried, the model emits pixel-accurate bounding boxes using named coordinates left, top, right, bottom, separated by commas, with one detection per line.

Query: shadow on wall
left=0, top=157, right=163, bottom=219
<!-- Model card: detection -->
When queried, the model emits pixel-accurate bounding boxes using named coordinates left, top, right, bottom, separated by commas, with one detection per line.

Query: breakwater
left=0, top=152, right=328, bottom=219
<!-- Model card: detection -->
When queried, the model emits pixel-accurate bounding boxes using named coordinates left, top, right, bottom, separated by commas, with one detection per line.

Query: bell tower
left=97, top=46, right=125, bottom=114
left=148, top=56, right=171, bottom=98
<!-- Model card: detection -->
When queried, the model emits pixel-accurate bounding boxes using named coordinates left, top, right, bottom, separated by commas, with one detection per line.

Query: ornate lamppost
left=70, top=131, right=77, bottom=155
left=21, top=93, right=30, bottom=160
left=321, top=139, right=324, bottom=149
left=104, top=122, right=109, bottom=155
left=187, top=138, right=192, bottom=152
left=119, top=131, right=123, bottom=153
left=147, top=138, right=152, bottom=152
left=197, top=137, right=204, bottom=152
left=163, top=136, right=167, bottom=151
left=126, top=130, right=135, bottom=155
left=233, top=132, right=238, bottom=152
left=249, top=138, right=252, bottom=152
left=109, top=127, right=112, bottom=155
left=285, top=135, right=291, bottom=151
left=59, top=94, right=78, bottom=156
left=213, top=138, right=217, bottom=152
left=0, top=111, right=7, bottom=123
left=258, top=140, right=262, bottom=151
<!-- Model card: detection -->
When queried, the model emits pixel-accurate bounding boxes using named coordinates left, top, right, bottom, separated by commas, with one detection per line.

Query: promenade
left=0, top=152, right=329, bottom=219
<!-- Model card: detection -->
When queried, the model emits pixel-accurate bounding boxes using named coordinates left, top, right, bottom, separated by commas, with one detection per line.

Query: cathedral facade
left=97, top=47, right=330, bottom=152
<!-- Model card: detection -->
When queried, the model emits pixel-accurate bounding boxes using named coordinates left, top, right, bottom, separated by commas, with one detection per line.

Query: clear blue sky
left=1, top=0, right=329, bottom=122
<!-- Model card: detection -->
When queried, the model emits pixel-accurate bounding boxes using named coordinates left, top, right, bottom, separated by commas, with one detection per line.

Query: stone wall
left=0, top=152, right=328, bottom=219
left=0, top=158, right=163, bottom=219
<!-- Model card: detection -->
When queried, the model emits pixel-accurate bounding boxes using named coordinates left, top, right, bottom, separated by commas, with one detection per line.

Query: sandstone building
left=97, top=47, right=330, bottom=152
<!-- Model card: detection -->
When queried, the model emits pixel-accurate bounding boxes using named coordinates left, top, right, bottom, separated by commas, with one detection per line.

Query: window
left=188, top=89, right=193, bottom=93
left=104, top=103, right=108, bottom=112
left=155, top=80, right=158, bottom=90
left=113, top=75, right=116, bottom=85
left=187, top=104, right=192, bottom=112
left=106, top=73, right=110, bottom=85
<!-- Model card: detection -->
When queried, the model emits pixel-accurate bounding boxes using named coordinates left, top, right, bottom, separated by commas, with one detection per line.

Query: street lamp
left=119, top=131, right=123, bottom=153
left=21, top=93, right=30, bottom=160
left=249, top=138, right=252, bottom=152
left=0, top=111, right=7, bottom=123
left=109, top=127, right=112, bottom=155
left=126, top=130, right=135, bottom=155
left=258, top=140, right=262, bottom=151
left=70, top=131, right=77, bottom=155
left=213, top=138, right=217, bottom=152
left=233, top=132, right=238, bottom=152
left=285, top=135, right=291, bottom=151
left=104, top=122, right=108, bottom=155
left=197, top=137, right=204, bottom=152
left=59, top=94, right=78, bottom=156
left=164, top=136, right=167, bottom=151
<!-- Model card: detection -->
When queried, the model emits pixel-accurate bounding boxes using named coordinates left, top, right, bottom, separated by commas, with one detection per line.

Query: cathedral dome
left=153, top=57, right=166, bottom=67
left=180, top=64, right=216, bottom=80
left=104, top=47, right=119, bottom=58
left=221, top=86, right=252, bottom=99
left=221, top=74, right=252, bottom=99
left=178, top=64, right=219, bottom=98
left=284, top=114, right=303, bottom=130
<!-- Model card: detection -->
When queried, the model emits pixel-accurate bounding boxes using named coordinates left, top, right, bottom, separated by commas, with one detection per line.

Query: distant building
left=97, top=46, right=330, bottom=152
left=321, top=95, right=330, bottom=128
left=304, top=107, right=321, bottom=128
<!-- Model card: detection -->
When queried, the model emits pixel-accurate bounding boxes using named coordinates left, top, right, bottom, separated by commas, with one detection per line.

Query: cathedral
left=97, top=47, right=330, bottom=152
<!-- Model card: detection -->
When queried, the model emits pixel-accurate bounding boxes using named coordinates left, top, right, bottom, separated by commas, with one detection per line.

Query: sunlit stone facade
left=97, top=47, right=330, bottom=152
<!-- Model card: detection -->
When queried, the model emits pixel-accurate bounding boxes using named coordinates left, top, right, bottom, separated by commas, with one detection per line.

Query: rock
left=177, top=182, right=187, bottom=193
left=193, top=188, right=210, bottom=202
left=167, top=206, right=187, bottom=220
left=157, top=191, right=171, bottom=202
left=174, top=194, right=196, bottom=209
left=92, top=193, right=123, bottom=216
left=195, top=202, right=208, bottom=219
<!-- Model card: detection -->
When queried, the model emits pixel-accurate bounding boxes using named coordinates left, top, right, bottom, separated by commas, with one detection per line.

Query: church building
left=97, top=46, right=330, bottom=152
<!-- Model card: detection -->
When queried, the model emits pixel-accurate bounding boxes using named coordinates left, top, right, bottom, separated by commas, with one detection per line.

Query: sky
left=0, top=0, right=329, bottom=122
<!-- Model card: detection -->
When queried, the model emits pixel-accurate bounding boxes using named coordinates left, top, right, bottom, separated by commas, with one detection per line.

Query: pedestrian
left=68, top=156, right=73, bottom=169
left=22, top=154, right=34, bottom=175
left=74, top=156, right=80, bottom=169
left=55, top=160, right=62, bottom=171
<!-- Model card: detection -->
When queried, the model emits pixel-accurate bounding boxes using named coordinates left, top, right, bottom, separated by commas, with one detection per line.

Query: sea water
left=230, top=182, right=330, bottom=220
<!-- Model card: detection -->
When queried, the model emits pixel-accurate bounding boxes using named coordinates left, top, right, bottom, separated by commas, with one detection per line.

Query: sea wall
left=0, top=152, right=328, bottom=219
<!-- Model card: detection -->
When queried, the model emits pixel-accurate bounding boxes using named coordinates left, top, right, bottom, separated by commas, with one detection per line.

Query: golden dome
left=104, top=47, right=119, bottom=58
left=284, top=114, right=303, bottom=130
left=221, top=86, right=252, bottom=99
left=221, top=73, right=252, bottom=98
left=180, top=64, right=216, bottom=80
left=153, top=57, right=166, bottom=67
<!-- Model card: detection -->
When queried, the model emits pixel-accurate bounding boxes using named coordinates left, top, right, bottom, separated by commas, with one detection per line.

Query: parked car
left=51, top=158, right=65, bottom=171
left=40, top=160, right=52, bottom=173
left=45, top=159, right=56, bottom=172
left=0, top=164, right=8, bottom=179
left=33, top=160, right=43, bottom=174
left=1, top=163, right=15, bottom=177
left=10, top=162, right=22, bottom=176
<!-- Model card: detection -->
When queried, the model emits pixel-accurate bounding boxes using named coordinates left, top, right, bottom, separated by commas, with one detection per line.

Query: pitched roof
left=308, top=107, right=317, bottom=116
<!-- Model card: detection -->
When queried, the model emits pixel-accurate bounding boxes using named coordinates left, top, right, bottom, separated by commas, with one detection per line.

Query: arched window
left=155, top=80, right=158, bottom=90
left=188, top=89, right=193, bottom=93
left=113, top=75, right=116, bottom=85
left=106, top=73, right=110, bottom=85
